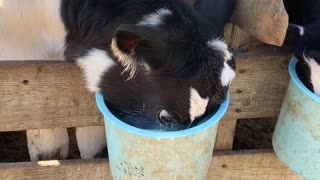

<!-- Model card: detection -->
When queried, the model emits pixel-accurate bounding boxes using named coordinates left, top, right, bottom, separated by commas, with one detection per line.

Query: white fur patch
left=1, top=0, right=69, bottom=162
left=295, top=24, right=305, bottom=36
left=208, top=39, right=235, bottom=86
left=207, top=39, right=233, bottom=61
left=77, top=49, right=115, bottom=92
left=189, top=88, right=209, bottom=121
left=76, top=126, right=107, bottom=159
left=27, top=128, right=69, bottom=161
left=305, top=56, right=320, bottom=96
left=0, top=0, right=66, bottom=60
left=137, top=8, right=172, bottom=26
left=221, top=62, right=236, bottom=87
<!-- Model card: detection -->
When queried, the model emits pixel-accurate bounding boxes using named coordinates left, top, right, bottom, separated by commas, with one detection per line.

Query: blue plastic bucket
left=273, top=57, right=320, bottom=179
left=96, top=93, right=229, bottom=180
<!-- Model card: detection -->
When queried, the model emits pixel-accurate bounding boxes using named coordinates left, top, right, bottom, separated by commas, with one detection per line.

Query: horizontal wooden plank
left=0, top=150, right=301, bottom=180
left=0, top=158, right=112, bottom=180
left=0, top=62, right=104, bottom=131
left=0, top=52, right=290, bottom=132
left=209, top=150, right=302, bottom=180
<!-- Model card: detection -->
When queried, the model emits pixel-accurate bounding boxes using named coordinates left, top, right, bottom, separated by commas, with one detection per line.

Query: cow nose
left=158, top=109, right=191, bottom=130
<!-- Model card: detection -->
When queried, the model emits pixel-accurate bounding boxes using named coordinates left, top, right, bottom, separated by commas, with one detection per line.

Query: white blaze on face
left=305, top=56, right=320, bottom=96
left=77, top=49, right=115, bottom=92
left=137, top=8, right=172, bottom=26
left=189, top=88, right=209, bottom=122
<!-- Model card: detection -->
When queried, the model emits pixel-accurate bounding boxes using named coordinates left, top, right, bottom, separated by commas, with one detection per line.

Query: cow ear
left=112, top=24, right=166, bottom=55
left=114, top=30, right=142, bottom=54
left=111, top=24, right=168, bottom=77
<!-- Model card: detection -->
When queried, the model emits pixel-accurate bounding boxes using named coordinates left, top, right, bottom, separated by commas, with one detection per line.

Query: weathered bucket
left=95, top=93, right=229, bottom=180
left=272, top=57, right=320, bottom=179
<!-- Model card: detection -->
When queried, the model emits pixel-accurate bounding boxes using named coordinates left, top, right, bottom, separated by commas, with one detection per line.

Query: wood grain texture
left=0, top=53, right=290, bottom=132
left=224, top=23, right=234, bottom=47
left=231, top=0, right=289, bottom=46
left=212, top=52, right=289, bottom=150
left=229, top=52, right=290, bottom=119
left=0, top=150, right=301, bottom=180
left=215, top=114, right=237, bottom=150
left=0, top=159, right=112, bottom=180
left=230, top=25, right=252, bottom=51
left=0, top=62, right=103, bottom=131
left=209, top=150, right=302, bottom=180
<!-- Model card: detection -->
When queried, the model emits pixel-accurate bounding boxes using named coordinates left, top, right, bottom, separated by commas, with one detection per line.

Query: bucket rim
left=95, top=92, right=229, bottom=139
left=289, top=57, right=320, bottom=103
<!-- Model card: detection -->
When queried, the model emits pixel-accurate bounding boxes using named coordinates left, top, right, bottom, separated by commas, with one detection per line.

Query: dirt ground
left=0, top=118, right=277, bottom=162
left=233, top=118, right=277, bottom=150
left=0, top=131, right=30, bottom=162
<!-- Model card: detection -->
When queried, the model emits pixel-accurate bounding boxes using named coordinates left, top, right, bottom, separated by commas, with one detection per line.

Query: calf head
left=283, top=0, right=320, bottom=96
left=284, top=23, right=320, bottom=96
left=62, top=0, right=236, bottom=130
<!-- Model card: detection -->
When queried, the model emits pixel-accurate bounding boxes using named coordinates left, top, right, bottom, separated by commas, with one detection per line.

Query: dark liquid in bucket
left=104, top=99, right=219, bottom=131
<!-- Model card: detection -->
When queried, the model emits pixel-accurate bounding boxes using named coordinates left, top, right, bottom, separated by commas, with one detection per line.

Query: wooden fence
left=0, top=24, right=302, bottom=179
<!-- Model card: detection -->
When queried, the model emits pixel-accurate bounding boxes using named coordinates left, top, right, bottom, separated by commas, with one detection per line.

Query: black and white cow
left=283, top=0, right=320, bottom=96
left=0, top=0, right=69, bottom=161
left=0, top=0, right=106, bottom=161
left=0, top=0, right=236, bottom=160
left=61, top=0, right=236, bottom=130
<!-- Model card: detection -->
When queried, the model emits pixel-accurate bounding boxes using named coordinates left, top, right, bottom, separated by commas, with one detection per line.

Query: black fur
left=283, top=0, right=320, bottom=93
left=61, top=0, right=236, bottom=130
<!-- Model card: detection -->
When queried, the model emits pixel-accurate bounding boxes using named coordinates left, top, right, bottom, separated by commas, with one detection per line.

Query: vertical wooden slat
left=230, top=25, right=252, bottom=51
left=224, top=23, right=234, bottom=46
left=216, top=25, right=254, bottom=150
left=215, top=114, right=237, bottom=150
